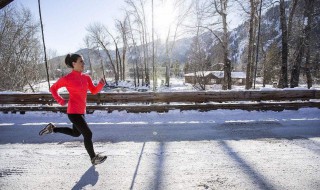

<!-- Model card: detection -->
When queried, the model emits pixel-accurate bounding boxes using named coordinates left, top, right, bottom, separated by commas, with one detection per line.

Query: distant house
left=184, top=71, right=246, bottom=85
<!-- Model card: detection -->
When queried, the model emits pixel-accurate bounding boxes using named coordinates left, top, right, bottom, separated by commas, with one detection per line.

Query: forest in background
left=0, top=0, right=319, bottom=92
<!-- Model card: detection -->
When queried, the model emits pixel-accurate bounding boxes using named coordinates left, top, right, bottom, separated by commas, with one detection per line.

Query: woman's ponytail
left=65, top=53, right=81, bottom=68
left=65, top=54, right=72, bottom=68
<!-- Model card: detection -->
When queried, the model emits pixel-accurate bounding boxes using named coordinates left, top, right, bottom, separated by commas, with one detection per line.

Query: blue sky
left=14, top=0, right=126, bottom=56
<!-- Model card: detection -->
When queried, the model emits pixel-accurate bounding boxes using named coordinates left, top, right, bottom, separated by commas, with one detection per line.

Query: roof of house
left=184, top=71, right=246, bottom=79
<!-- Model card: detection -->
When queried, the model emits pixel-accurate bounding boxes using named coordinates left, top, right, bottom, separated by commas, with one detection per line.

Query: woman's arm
left=87, top=76, right=105, bottom=95
left=50, top=78, right=67, bottom=106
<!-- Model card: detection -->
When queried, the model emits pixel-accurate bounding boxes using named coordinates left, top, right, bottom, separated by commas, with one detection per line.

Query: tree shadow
left=72, top=166, right=99, bottom=190
left=218, top=140, right=276, bottom=190
left=150, top=142, right=166, bottom=190
left=129, top=142, right=166, bottom=190
left=130, top=142, right=146, bottom=190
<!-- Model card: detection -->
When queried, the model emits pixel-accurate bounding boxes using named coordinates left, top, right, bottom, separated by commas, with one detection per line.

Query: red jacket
left=50, top=70, right=104, bottom=114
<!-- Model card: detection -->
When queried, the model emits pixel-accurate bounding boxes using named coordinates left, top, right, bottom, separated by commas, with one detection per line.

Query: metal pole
left=38, top=0, right=51, bottom=90
left=254, top=0, right=263, bottom=89
left=152, top=0, right=156, bottom=91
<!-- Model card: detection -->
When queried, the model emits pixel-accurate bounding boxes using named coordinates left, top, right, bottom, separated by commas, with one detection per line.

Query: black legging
left=53, top=114, right=95, bottom=159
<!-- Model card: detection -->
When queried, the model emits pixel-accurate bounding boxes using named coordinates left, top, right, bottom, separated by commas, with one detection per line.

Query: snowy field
left=0, top=108, right=320, bottom=189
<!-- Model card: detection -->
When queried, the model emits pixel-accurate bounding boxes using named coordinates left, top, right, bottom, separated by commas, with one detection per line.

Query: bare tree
left=290, top=0, right=315, bottom=88
left=186, top=0, right=231, bottom=90
left=213, top=0, right=232, bottom=90
left=84, top=36, right=95, bottom=79
left=164, top=0, right=192, bottom=87
left=187, top=0, right=208, bottom=90
left=244, top=0, right=259, bottom=89
left=86, top=23, right=119, bottom=84
left=262, top=42, right=281, bottom=86
left=277, top=0, right=289, bottom=88
left=0, top=5, right=42, bottom=92
left=125, top=0, right=150, bottom=86
left=304, top=0, right=316, bottom=89
left=106, top=29, right=121, bottom=82
left=116, top=17, right=129, bottom=81
left=187, top=37, right=210, bottom=90
left=126, top=12, right=141, bottom=87
left=86, top=19, right=128, bottom=84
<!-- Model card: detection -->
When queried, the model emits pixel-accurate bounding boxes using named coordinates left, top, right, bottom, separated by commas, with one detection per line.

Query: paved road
left=1, top=117, right=320, bottom=190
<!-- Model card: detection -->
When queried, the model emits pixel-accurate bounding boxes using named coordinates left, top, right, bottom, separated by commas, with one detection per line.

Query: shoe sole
left=92, top=156, right=107, bottom=165
left=39, top=128, right=48, bottom=136
left=39, top=123, right=54, bottom=136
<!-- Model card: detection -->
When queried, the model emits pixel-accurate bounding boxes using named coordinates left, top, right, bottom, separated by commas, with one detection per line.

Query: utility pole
left=38, top=0, right=51, bottom=90
left=152, top=0, right=156, bottom=91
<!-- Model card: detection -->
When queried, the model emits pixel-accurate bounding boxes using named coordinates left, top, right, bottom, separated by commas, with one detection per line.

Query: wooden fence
left=0, top=89, right=319, bottom=113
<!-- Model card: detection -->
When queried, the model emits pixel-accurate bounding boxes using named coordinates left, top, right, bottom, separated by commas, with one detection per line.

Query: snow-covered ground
left=0, top=108, right=320, bottom=189
left=23, top=77, right=320, bottom=93
left=1, top=78, right=320, bottom=189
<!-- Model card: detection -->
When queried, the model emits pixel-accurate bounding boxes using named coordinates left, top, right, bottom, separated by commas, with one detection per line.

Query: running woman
left=39, top=53, right=107, bottom=165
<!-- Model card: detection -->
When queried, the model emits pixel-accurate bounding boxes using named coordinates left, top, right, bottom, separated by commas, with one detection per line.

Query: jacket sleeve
left=87, top=76, right=104, bottom=95
left=50, top=77, right=67, bottom=106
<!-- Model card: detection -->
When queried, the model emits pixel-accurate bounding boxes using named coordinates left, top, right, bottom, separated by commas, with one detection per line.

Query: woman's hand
left=99, top=78, right=106, bottom=85
left=61, top=99, right=68, bottom=106
left=64, top=100, right=69, bottom=105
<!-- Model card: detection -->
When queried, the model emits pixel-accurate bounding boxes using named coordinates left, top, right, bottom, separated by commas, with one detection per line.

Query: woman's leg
left=67, top=114, right=96, bottom=159
left=53, top=124, right=81, bottom=137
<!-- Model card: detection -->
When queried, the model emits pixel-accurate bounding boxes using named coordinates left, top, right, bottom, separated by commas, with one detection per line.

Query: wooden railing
left=0, top=89, right=319, bottom=113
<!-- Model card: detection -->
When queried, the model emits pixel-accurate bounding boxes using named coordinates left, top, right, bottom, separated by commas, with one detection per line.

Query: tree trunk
left=126, top=13, right=137, bottom=87
left=119, top=20, right=128, bottom=81
left=100, top=42, right=117, bottom=84
left=304, top=0, right=314, bottom=89
left=217, top=0, right=231, bottom=90
left=290, top=0, right=314, bottom=88
left=287, top=0, right=298, bottom=40
left=122, top=44, right=127, bottom=81
left=290, top=37, right=304, bottom=88
left=136, top=60, right=140, bottom=86
left=165, top=35, right=171, bottom=87
left=278, top=0, right=289, bottom=88
left=245, top=0, right=256, bottom=89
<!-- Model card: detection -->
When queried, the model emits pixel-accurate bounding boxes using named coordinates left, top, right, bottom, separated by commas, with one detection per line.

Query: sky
left=14, top=0, right=126, bottom=56
left=12, top=0, right=244, bottom=57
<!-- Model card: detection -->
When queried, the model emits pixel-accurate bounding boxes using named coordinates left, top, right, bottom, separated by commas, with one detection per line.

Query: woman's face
left=72, top=56, right=85, bottom=72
